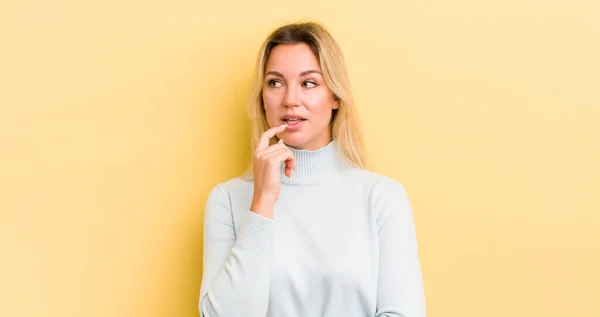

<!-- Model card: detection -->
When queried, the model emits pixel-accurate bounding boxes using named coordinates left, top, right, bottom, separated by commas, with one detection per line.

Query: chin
left=280, top=135, right=308, bottom=148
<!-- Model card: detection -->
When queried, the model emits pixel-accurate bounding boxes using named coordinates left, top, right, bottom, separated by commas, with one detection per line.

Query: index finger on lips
left=256, top=124, right=288, bottom=150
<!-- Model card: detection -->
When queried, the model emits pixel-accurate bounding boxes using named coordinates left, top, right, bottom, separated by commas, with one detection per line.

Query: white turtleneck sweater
left=198, top=140, right=426, bottom=317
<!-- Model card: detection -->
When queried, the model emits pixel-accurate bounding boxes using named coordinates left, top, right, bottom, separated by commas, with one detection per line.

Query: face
left=262, top=43, right=339, bottom=150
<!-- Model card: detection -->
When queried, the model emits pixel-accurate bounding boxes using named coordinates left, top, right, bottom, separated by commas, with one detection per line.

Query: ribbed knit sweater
left=199, top=140, right=426, bottom=317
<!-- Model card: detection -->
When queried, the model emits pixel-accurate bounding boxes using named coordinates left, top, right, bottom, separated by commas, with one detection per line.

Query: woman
left=199, top=21, right=426, bottom=317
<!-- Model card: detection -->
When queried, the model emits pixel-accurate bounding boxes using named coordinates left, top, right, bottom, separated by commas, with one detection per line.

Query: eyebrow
left=265, top=70, right=323, bottom=77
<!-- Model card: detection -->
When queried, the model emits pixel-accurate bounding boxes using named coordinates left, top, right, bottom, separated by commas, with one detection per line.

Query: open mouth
left=281, top=116, right=306, bottom=130
left=281, top=115, right=307, bottom=124
left=282, top=118, right=307, bottom=124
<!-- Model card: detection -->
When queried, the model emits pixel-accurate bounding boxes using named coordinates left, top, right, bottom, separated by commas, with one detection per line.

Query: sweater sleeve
left=198, top=185, right=275, bottom=317
left=375, top=184, right=426, bottom=317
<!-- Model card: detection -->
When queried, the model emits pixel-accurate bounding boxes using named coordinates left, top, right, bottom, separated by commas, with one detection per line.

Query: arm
left=375, top=184, right=426, bottom=317
left=198, top=185, right=274, bottom=317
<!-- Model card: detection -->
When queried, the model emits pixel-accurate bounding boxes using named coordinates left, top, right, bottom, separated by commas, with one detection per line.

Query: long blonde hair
left=242, top=21, right=368, bottom=178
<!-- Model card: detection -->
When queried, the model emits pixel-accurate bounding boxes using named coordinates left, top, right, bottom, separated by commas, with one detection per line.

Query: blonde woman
left=199, top=21, right=426, bottom=317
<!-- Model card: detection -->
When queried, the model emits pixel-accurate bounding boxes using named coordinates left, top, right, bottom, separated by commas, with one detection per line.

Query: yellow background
left=1, top=0, right=599, bottom=316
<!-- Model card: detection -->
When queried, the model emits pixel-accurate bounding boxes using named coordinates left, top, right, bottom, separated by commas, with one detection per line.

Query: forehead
left=265, top=43, right=321, bottom=73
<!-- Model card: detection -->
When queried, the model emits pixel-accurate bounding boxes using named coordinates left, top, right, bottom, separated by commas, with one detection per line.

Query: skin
left=250, top=43, right=339, bottom=218
left=262, top=43, right=339, bottom=151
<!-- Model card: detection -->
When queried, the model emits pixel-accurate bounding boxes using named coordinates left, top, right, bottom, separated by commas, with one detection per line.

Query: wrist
left=250, top=198, right=275, bottom=218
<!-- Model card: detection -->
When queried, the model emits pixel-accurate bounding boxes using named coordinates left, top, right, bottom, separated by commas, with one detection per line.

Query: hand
left=250, top=124, right=295, bottom=218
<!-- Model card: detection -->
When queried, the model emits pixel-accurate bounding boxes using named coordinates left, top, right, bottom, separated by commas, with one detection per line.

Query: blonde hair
left=242, top=21, right=368, bottom=178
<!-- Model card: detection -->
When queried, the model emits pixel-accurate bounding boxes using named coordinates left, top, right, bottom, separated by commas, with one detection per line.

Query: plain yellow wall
left=1, top=0, right=599, bottom=316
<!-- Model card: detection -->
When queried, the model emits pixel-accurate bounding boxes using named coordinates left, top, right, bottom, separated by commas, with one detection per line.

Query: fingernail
left=278, top=139, right=283, bottom=144
left=279, top=124, right=288, bottom=128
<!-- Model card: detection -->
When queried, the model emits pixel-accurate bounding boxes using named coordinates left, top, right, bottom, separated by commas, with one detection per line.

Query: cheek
left=262, top=92, right=282, bottom=124
left=262, top=92, right=280, bottom=112
left=304, top=89, right=336, bottom=114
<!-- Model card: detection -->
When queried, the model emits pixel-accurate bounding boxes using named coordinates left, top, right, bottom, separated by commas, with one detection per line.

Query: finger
left=282, top=155, right=294, bottom=177
left=283, top=155, right=294, bottom=177
left=256, top=124, right=288, bottom=151
left=284, top=165, right=293, bottom=177
left=256, top=141, right=288, bottom=157
left=264, top=148, right=296, bottom=171
left=278, top=141, right=296, bottom=171
left=262, top=147, right=291, bottom=161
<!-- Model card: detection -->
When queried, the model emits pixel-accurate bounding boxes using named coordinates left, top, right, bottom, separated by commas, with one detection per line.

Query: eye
left=267, top=79, right=282, bottom=88
left=302, top=80, right=317, bottom=88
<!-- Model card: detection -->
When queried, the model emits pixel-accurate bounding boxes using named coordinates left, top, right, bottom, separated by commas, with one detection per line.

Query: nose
left=283, top=84, right=299, bottom=107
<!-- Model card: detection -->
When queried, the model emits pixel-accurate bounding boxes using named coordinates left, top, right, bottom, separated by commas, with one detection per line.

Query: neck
left=280, top=140, right=348, bottom=186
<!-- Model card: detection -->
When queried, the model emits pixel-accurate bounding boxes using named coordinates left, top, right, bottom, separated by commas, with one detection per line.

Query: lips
left=281, top=115, right=306, bottom=130
left=281, top=115, right=307, bottom=124
left=282, top=118, right=306, bottom=124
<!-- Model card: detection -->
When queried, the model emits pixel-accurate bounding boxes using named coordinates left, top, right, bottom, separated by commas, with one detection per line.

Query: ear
left=332, top=96, right=340, bottom=110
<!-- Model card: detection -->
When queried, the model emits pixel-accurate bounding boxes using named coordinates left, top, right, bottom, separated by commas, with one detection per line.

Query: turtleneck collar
left=280, top=140, right=349, bottom=186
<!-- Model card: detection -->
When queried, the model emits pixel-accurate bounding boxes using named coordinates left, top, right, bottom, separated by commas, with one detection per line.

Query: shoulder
left=344, top=167, right=409, bottom=201
left=206, top=176, right=254, bottom=209
left=212, top=176, right=253, bottom=194
left=342, top=168, right=412, bottom=226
